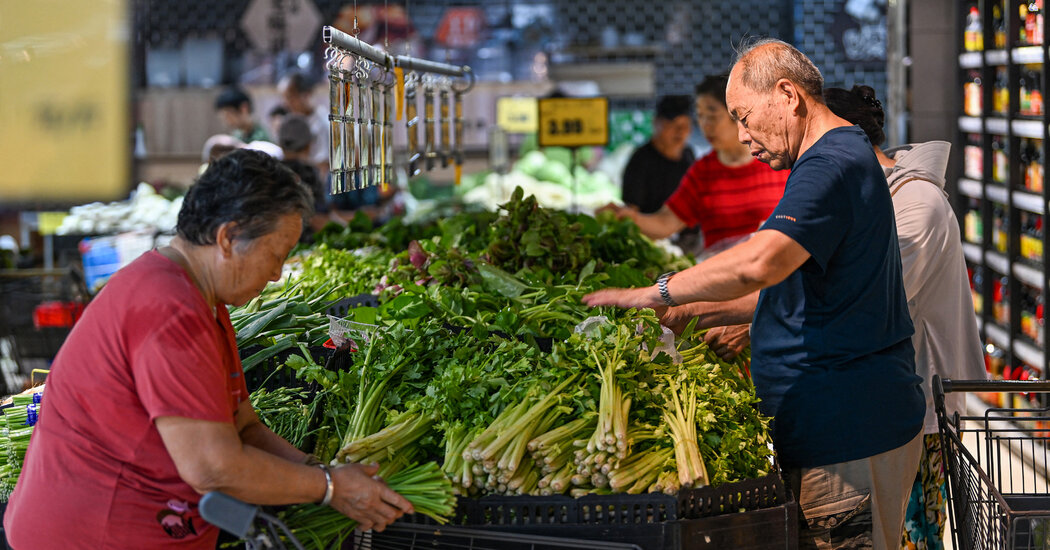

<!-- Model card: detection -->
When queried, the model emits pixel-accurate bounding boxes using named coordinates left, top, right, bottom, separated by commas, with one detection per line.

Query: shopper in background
left=824, top=85, right=987, bottom=550
left=620, top=95, right=695, bottom=214
left=278, top=114, right=334, bottom=236
left=583, top=39, right=924, bottom=550
left=602, top=75, right=789, bottom=257
left=278, top=71, right=330, bottom=177
left=214, top=87, right=272, bottom=144
left=4, top=150, right=413, bottom=549
left=268, top=104, right=290, bottom=138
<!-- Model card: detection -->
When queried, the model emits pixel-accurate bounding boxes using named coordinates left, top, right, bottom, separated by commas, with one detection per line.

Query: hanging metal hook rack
left=322, top=26, right=475, bottom=191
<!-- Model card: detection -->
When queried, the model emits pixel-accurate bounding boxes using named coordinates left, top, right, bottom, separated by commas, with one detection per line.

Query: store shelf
left=986, top=118, right=1010, bottom=134
left=959, top=52, right=983, bottom=67
left=1013, top=119, right=1046, bottom=138
left=1012, top=46, right=1044, bottom=64
left=986, top=322, right=1012, bottom=349
left=1014, top=262, right=1046, bottom=290
left=987, top=250, right=1011, bottom=274
left=1013, top=190, right=1046, bottom=214
left=1015, top=339, right=1045, bottom=370
left=986, top=49, right=1010, bottom=65
left=959, top=116, right=983, bottom=133
left=963, top=242, right=983, bottom=265
left=986, top=184, right=1010, bottom=204
left=958, top=178, right=984, bottom=199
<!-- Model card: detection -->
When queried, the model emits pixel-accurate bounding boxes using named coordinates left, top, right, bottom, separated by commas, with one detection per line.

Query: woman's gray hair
left=732, top=37, right=825, bottom=100
left=176, top=149, right=313, bottom=247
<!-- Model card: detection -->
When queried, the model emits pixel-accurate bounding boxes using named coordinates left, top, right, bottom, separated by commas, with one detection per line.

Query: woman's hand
left=328, top=463, right=414, bottom=532
left=704, top=324, right=751, bottom=361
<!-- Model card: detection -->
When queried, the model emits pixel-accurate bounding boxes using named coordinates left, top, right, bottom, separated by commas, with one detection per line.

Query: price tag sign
left=537, top=97, right=609, bottom=148
left=496, top=97, right=538, bottom=133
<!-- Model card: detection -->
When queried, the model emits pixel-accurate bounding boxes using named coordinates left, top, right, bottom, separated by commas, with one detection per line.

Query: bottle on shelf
left=1020, top=212, right=1045, bottom=263
left=1020, top=65, right=1044, bottom=116
left=1030, top=65, right=1044, bottom=115
left=965, top=70, right=984, bottom=117
left=1027, top=0, right=1044, bottom=45
left=1020, top=282, right=1045, bottom=344
left=995, top=1, right=1008, bottom=48
left=1021, top=1, right=1031, bottom=44
left=992, top=137, right=1009, bottom=183
left=971, top=264, right=985, bottom=315
left=995, top=67, right=1010, bottom=115
left=1024, top=138, right=1044, bottom=192
left=966, top=198, right=984, bottom=244
left=966, top=134, right=985, bottom=179
left=986, top=340, right=1008, bottom=379
left=993, top=202, right=1010, bottom=253
left=966, top=5, right=985, bottom=51
left=994, top=274, right=1011, bottom=325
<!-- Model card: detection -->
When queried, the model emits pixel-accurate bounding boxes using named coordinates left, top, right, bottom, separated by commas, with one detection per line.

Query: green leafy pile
left=236, top=188, right=772, bottom=545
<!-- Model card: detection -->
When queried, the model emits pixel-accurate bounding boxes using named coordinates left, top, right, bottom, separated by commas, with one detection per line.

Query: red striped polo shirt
left=665, top=151, right=789, bottom=249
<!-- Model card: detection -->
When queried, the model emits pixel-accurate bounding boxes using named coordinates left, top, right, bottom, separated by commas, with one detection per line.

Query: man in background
left=620, top=95, right=695, bottom=214
left=214, top=87, right=271, bottom=143
left=277, top=115, right=331, bottom=236
left=278, top=71, right=330, bottom=178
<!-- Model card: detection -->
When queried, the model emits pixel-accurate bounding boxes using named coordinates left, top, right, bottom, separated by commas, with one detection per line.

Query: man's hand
left=328, top=463, right=414, bottom=532
left=582, top=286, right=661, bottom=309
left=704, top=324, right=751, bottom=361
left=660, top=304, right=696, bottom=335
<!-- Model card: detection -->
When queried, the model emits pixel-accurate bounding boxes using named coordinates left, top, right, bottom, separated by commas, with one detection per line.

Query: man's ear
left=776, top=78, right=802, bottom=115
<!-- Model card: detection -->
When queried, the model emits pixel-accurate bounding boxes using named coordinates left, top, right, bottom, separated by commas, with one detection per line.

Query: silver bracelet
left=317, top=464, right=334, bottom=506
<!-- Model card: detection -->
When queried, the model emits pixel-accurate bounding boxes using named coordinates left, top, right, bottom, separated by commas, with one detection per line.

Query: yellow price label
left=37, top=212, right=69, bottom=236
left=537, top=97, right=609, bottom=148
left=496, top=97, right=538, bottom=133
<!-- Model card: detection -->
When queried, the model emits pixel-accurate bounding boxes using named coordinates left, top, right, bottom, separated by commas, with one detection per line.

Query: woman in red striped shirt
left=608, top=74, right=789, bottom=257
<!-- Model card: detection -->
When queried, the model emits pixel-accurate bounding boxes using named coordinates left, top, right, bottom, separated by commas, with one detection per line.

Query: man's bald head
left=730, top=38, right=824, bottom=101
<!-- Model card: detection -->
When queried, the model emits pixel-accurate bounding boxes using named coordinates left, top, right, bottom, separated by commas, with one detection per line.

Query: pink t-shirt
left=5, top=251, right=248, bottom=549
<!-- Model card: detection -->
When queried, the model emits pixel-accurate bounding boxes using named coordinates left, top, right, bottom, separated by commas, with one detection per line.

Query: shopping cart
left=934, top=376, right=1050, bottom=550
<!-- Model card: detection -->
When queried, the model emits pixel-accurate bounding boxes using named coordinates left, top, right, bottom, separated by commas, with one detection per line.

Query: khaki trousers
left=784, top=431, right=924, bottom=550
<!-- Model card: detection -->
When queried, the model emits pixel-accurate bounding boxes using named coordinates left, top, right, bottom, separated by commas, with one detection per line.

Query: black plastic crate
left=239, top=344, right=333, bottom=393
left=383, top=473, right=797, bottom=550
left=324, top=294, right=381, bottom=318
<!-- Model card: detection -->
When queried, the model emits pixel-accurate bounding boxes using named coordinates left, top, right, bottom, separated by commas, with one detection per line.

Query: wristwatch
left=657, top=271, right=679, bottom=307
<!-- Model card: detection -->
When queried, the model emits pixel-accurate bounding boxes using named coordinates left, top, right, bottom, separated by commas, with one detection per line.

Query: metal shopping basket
left=934, top=376, right=1050, bottom=550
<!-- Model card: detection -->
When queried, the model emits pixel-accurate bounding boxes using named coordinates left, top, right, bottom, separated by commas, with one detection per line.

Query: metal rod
left=395, top=55, right=468, bottom=78
left=324, top=26, right=469, bottom=78
left=323, top=26, right=391, bottom=69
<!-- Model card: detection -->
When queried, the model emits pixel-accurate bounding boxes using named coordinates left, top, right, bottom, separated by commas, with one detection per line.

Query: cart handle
left=935, top=377, right=1050, bottom=394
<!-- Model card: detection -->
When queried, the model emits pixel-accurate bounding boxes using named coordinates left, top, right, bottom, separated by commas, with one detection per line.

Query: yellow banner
left=537, top=97, right=609, bottom=148
left=0, top=0, right=130, bottom=202
left=496, top=97, right=538, bottom=133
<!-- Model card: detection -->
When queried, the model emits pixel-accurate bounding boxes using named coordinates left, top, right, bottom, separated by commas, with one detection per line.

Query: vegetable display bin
left=377, top=473, right=798, bottom=550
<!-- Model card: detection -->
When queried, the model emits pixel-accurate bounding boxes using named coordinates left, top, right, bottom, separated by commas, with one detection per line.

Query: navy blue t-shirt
left=752, top=125, right=925, bottom=469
